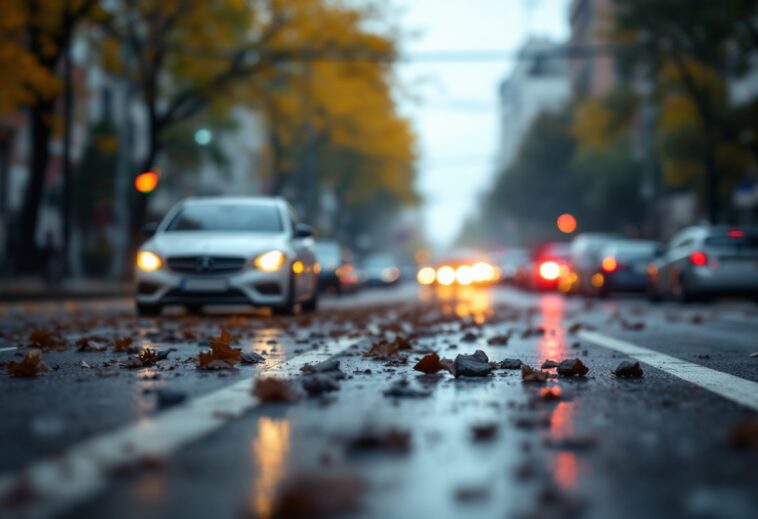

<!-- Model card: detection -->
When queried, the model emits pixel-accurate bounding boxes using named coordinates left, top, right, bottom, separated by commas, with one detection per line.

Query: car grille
left=167, top=256, right=246, bottom=275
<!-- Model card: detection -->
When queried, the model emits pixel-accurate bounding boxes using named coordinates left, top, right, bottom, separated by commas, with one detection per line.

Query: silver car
left=648, top=225, right=758, bottom=301
left=135, top=197, right=319, bottom=315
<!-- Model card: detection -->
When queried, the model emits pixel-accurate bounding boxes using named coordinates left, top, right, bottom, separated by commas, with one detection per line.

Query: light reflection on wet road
left=1, top=284, right=757, bottom=518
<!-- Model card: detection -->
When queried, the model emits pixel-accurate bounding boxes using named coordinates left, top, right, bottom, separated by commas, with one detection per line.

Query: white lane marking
left=579, top=330, right=758, bottom=412
left=0, top=347, right=18, bottom=353
left=0, top=339, right=353, bottom=518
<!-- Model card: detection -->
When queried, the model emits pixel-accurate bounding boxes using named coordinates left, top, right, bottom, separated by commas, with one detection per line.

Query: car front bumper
left=135, top=266, right=292, bottom=307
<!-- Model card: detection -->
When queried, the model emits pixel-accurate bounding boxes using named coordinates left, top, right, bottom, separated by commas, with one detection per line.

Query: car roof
left=180, top=196, right=284, bottom=207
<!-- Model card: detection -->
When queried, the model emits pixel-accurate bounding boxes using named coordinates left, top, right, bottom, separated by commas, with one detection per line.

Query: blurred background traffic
left=1, top=0, right=758, bottom=302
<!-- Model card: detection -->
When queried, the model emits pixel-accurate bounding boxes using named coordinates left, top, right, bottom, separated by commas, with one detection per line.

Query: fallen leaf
left=253, top=377, right=300, bottom=403
left=363, top=341, right=400, bottom=360
left=113, top=337, right=137, bottom=353
left=487, top=334, right=510, bottom=346
left=541, top=359, right=559, bottom=369
left=471, top=423, right=498, bottom=442
left=272, top=473, right=364, bottom=519
left=28, top=329, right=65, bottom=351
left=198, top=328, right=241, bottom=369
left=346, top=427, right=411, bottom=453
left=7, top=350, right=49, bottom=377
left=521, top=364, right=548, bottom=383
left=413, top=352, right=444, bottom=374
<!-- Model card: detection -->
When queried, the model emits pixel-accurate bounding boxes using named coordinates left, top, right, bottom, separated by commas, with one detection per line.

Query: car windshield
left=315, top=243, right=342, bottom=264
left=364, top=254, right=395, bottom=267
left=611, top=242, right=658, bottom=260
left=705, top=234, right=758, bottom=252
left=165, top=203, right=283, bottom=232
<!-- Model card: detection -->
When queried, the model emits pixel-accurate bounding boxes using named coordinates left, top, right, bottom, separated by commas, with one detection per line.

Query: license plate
left=181, top=278, right=228, bottom=292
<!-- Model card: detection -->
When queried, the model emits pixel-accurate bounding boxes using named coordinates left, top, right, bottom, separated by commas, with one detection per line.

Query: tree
left=1, top=0, right=101, bottom=273
left=614, top=0, right=758, bottom=223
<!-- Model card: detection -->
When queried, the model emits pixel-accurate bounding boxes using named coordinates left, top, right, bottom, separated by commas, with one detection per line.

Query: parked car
left=647, top=226, right=758, bottom=302
left=362, top=253, right=402, bottom=287
left=568, top=232, right=621, bottom=295
left=314, top=240, right=358, bottom=295
left=135, top=197, right=318, bottom=316
left=588, top=239, right=662, bottom=296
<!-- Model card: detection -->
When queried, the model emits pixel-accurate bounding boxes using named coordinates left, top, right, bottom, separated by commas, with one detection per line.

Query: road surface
left=0, top=285, right=756, bottom=519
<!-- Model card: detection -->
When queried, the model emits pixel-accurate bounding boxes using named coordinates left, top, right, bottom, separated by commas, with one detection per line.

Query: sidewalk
left=0, top=278, right=132, bottom=301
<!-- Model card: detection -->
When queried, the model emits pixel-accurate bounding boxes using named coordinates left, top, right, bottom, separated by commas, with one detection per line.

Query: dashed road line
left=0, top=338, right=354, bottom=518
left=579, top=330, right=758, bottom=412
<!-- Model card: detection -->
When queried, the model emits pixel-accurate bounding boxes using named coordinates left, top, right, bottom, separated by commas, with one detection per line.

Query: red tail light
left=601, top=256, right=618, bottom=272
left=689, top=251, right=708, bottom=266
left=538, top=261, right=561, bottom=281
left=727, top=229, right=744, bottom=238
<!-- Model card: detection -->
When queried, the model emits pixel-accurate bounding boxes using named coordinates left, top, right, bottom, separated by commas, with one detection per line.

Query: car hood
left=145, top=232, right=289, bottom=258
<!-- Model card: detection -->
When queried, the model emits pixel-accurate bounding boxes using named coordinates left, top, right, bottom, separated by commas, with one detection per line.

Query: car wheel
left=302, top=291, right=318, bottom=312
left=647, top=282, right=661, bottom=303
left=136, top=302, right=162, bottom=316
left=672, top=273, right=693, bottom=303
left=185, top=304, right=203, bottom=315
left=272, top=273, right=296, bottom=316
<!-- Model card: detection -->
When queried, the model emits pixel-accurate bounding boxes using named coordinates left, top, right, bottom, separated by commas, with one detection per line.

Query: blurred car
left=314, top=240, right=358, bottom=295
left=135, top=197, right=319, bottom=316
left=587, top=239, right=661, bottom=296
left=647, top=226, right=758, bottom=302
left=362, top=253, right=402, bottom=287
left=568, top=232, right=622, bottom=295
left=519, top=242, right=571, bottom=291
left=496, top=247, right=530, bottom=284
left=417, top=255, right=499, bottom=287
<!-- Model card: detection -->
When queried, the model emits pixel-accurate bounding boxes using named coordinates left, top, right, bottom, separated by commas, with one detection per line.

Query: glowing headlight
left=254, top=250, right=286, bottom=272
left=455, top=265, right=473, bottom=285
left=381, top=266, right=400, bottom=283
left=136, top=251, right=162, bottom=272
left=416, top=266, right=436, bottom=285
left=436, top=265, right=456, bottom=286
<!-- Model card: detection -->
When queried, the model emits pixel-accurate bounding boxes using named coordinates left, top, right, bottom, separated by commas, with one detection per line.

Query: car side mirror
left=143, top=222, right=159, bottom=238
left=294, top=223, right=313, bottom=238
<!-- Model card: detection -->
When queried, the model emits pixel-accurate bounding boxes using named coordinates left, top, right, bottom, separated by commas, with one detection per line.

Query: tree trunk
left=18, top=100, right=55, bottom=274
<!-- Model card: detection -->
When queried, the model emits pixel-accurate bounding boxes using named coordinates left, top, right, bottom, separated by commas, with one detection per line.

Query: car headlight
left=253, top=250, right=286, bottom=272
left=136, top=251, right=162, bottom=272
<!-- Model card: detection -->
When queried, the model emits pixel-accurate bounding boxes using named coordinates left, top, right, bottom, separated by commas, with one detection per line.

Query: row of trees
left=0, top=0, right=417, bottom=276
left=462, top=0, right=758, bottom=247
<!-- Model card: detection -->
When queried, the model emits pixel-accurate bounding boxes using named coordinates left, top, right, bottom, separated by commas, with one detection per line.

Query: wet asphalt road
left=0, top=285, right=757, bottom=519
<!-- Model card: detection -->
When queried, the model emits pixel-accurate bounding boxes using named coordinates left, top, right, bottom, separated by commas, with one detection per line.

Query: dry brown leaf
left=363, top=341, right=400, bottom=360
left=7, top=350, right=49, bottom=377
left=253, top=377, right=300, bottom=403
left=197, top=328, right=241, bottom=369
left=521, top=364, right=549, bottom=383
left=28, top=329, right=66, bottom=351
left=413, top=352, right=444, bottom=374
left=113, top=337, right=136, bottom=353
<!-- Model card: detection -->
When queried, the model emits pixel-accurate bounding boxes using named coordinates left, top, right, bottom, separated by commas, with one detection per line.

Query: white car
left=648, top=225, right=758, bottom=302
left=135, top=197, right=319, bottom=316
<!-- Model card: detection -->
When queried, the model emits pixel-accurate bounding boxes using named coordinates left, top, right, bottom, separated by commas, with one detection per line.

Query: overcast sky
left=394, top=0, right=570, bottom=248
